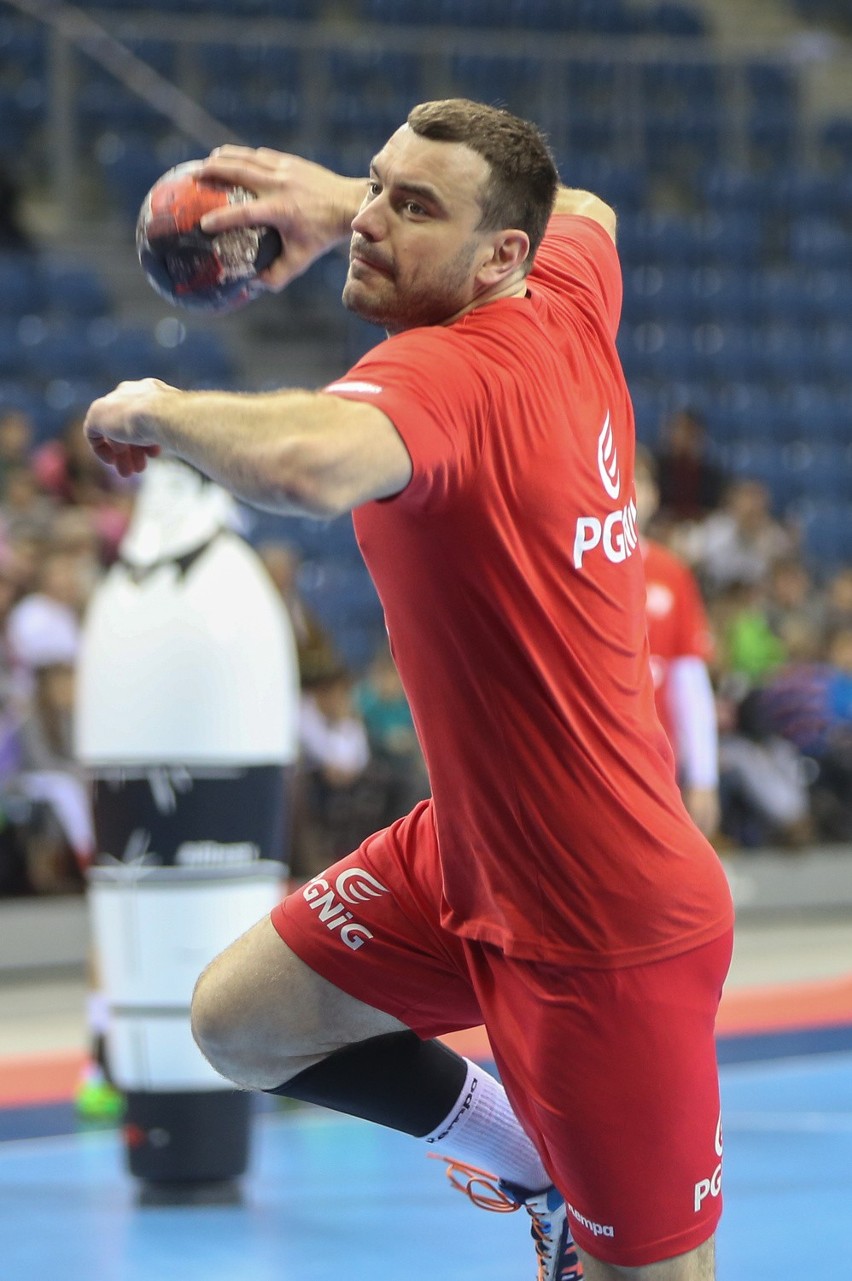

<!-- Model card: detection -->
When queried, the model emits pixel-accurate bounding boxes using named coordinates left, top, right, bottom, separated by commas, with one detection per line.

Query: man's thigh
left=273, top=799, right=484, bottom=1038
left=468, top=931, right=733, bottom=1270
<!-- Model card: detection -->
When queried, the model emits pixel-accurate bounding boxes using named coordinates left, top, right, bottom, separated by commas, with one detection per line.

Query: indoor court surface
left=1, top=1027, right=851, bottom=1279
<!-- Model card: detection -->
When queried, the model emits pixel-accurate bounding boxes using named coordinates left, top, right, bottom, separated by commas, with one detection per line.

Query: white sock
left=421, top=1057, right=550, bottom=1192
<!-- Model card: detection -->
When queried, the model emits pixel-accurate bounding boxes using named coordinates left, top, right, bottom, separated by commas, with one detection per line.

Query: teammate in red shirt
left=85, top=101, right=734, bottom=1281
left=635, top=447, right=720, bottom=839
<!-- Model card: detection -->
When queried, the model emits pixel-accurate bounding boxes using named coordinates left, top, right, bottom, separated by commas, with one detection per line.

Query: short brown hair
left=407, top=98, right=559, bottom=267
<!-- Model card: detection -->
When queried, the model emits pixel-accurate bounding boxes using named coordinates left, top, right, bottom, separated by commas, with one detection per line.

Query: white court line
left=722, top=1047, right=852, bottom=1076
left=725, top=1111, right=852, bottom=1132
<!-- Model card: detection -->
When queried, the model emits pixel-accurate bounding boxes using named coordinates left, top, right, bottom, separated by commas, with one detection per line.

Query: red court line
left=445, top=974, right=852, bottom=1063
left=717, top=973, right=852, bottom=1035
left=2, top=975, right=851, bottom=1108
left=0, top=1051, right=85, bottom=1107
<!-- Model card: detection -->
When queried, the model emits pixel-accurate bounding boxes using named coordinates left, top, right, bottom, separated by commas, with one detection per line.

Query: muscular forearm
left=85, top=381, right=412, bottom=517
left=552, top=186, right=617, bottom=241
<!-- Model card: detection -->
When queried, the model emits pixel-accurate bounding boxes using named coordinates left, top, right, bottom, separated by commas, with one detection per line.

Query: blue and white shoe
left=436, top=1158, right=584, bottom=1281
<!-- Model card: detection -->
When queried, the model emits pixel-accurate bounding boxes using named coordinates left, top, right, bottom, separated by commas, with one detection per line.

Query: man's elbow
left=553, top=188, right=617, bottom=242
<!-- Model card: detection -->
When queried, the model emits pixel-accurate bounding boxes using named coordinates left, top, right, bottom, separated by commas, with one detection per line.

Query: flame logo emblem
left=335, top=868, right=389, bottom=904
left=597, top=412, right=620, bottom=500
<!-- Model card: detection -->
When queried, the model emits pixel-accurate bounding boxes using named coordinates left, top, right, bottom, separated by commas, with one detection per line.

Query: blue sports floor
left=1, top=1049, right=850, bottom=1280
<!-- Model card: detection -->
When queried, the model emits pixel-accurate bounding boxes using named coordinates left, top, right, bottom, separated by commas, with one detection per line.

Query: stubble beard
left=342, top=237, right=480, bottom=333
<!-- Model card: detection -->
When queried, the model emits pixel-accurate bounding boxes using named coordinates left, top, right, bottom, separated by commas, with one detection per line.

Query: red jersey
left=323, top=214, right=733, bottom=966
left=642, top=538, right=714, bottom=750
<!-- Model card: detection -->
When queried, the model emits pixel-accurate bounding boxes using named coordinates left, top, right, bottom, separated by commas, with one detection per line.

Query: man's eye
left=368, top=181, right=382, bottom=196
left=404, top=201, right=425, bottom=216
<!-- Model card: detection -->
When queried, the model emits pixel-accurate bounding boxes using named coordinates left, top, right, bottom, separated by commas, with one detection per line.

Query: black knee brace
left=265, top=1030, right=467, bottom=1137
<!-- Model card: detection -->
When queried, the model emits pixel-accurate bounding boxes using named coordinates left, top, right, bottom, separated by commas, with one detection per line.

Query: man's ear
left=476, top=230, right=530, bottom=288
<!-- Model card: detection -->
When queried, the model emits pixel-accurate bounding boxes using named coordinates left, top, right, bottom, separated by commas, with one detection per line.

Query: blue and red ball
left=136, top=161, right=282, bottom=314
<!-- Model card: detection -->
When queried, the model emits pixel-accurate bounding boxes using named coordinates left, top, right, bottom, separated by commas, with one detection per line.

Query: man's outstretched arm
left=84, top=380, right=412, bottom=518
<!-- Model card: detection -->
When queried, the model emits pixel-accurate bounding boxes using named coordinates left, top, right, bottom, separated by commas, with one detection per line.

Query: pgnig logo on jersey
left=693, top=1112, right=724, bottom=1213
left=302, top=868, right=389, bottom=951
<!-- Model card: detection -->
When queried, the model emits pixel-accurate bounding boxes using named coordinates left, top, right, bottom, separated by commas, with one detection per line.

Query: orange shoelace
left=430, top=1156, right=520, bottom=1212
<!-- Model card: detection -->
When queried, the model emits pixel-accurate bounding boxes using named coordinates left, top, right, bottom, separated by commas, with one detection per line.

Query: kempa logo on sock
left=425, top=1077, right=479, bottom=1145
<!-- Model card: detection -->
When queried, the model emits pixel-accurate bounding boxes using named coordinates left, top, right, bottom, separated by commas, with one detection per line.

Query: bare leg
left=190, top=914, right=409, bottom=1088
left=579, top=1237, right=715, bottom=1281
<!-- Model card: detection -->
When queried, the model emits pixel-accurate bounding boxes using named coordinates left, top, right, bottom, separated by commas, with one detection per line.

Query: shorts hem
left=572, top=1203, right=721, bottom=1268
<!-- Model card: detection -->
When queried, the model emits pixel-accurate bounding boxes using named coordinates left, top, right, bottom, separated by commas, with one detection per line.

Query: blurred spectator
left=716, top=679, right=813, bottom=848
left=294, top=662, right=375, bottom=877
left=32, top=414, right=134, bottom=564
left=684, top=478, right=796, bottom=595
left=6, top=551, right=87, bottom=677
left=0, top=409, right=36, bottom=499
left=758, top=620, right=852, bottom=840
left=824, top=566, right=852, bottom=634
left=355, top=643, right=429, bottom=826
left=710, top=581, right=787, bottom=685
left=765, top=556, right=826, bottom=648
left=0, top=465, right=57, bottom=545
left=0, top=562, right=30, bottom=894
left=16, top=661, right=92, bottom=892
left=256, top=539, right=338, bottom=686
left=635, top=448, right=719, bottom=837
left=653, top=408, right=727, bottom=524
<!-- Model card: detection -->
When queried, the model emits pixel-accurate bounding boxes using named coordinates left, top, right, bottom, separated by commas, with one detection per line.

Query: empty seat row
left=623, top=265, right=852, bottom=325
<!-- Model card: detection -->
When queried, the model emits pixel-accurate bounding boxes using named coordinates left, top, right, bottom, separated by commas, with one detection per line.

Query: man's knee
left=578, top=1234, right=715, bottom=1279
left=189, top=918, right=310, bottom=1089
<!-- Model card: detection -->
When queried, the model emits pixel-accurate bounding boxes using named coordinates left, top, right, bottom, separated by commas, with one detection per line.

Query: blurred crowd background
left=0, top=0, right=851, bottom=894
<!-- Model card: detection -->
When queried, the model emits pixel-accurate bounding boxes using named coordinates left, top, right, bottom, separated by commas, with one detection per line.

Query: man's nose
left=351, top=195, right=385, bottom=241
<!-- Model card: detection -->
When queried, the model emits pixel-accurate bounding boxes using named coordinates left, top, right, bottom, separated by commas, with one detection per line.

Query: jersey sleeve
left=670, top=559, right=715, bottom=662
left=531, top=214, right=623, bottom=338
left=322, top=327, right=489, bottom=511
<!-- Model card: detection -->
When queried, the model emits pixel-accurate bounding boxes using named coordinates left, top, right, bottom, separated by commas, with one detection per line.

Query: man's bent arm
left=552, top=187, right=617, bottom=243
left=85, top=382, right=413, bottom=518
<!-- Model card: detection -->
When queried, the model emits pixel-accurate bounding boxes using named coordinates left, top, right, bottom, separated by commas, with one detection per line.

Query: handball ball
left=136, top=161, right=282, bottom=314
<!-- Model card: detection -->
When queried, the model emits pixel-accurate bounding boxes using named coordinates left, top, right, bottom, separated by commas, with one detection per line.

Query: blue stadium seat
left=789, top=218, right=850, bottom=271
left=644, top=2, right=709, bottom=36
left=98, top=143, right=167, bottom=222
left=0, top=255, right=43, bottom=316
left=801, top=503, right=852, bottom=573
left=450, top=54, right=543, bottom=106
left=643, top=109, right=724, bottom=172
left=0, top=322, right=25, bottom=379
left=786, top=386, right=851, bottom=444
left=746, top=104, right=798, bottom=169
left=819, top=325, right=852, bottom=387
left=168, top=331, right=237, bottom=387
left=20, top=326, right=103, bottom=383
left=92, top=327, right=173, bottom=383
left=695, top=211, right=764, bottom=267
left=328, top=48, right=420, bottom=96
left=821, top=116, right=852, bottom=168
left=0, top=19, right=46, bottom=79
left=751, top=324, right=824, bottom=386
left=640, top=60, right=720, bottom=113
left=801, top=268, right=852, bottom=324
left=699, top=166, right=776, bottom=214
left=694, top=323, right=761, bottom=383
left=745, top=61, right=799, bottom=110
left=41, top=261, right=112, bottom=319
left=687, top=268, right=756, bottom=324
left=358, top=0, right=422, bottom=22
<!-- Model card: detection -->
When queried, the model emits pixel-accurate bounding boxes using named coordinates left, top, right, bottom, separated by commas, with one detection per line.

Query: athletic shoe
left=435, top=1157, right=583, bottom=1281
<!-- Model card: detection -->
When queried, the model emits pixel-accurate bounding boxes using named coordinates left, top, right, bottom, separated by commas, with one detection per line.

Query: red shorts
left=272, top=801, right=733, bottom=1268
